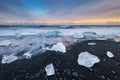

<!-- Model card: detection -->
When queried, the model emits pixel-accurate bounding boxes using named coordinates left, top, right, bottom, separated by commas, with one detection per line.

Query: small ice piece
left=77, top=52, right=100, bottom=68
left=14, top=31, right=22, bottom=39
left=23, top=52, right=32, bottom=59
left=107, top=51, right=114, bottom=58
left=88, top=42, right=96, bottom=45
left=50, top=42, right=66, bottom=53
left=45, top=63, right=55, bottom=76
left=0, top=40, right=11, bottom=46
left=1, top=55, right=18, bottom=64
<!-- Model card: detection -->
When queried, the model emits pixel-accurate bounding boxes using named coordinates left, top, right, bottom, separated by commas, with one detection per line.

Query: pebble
left=72, top=72, right=78, bottom=77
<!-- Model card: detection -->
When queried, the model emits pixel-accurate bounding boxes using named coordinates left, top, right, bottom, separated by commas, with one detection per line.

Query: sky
left=0, top=0, right=120, bottom=25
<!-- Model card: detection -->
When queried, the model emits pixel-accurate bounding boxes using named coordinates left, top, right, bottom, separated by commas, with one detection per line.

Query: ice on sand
left=107, top=51, right=114, bottom=58
left=1, top=55, right=18, bottom=64
left=23, top=52, right=32, bottom=59
left=0, top=40, right=11, bottom=46
left=45, top=63, right=55, bottom=76
left=50, top=42, right=66, bottom=53
left=88, top=42, right=96, bottom=45
left=77, top=52, right=100, bottom=68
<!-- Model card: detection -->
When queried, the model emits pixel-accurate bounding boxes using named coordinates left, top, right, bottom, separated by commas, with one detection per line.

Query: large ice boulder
left=0, top=40, right=11, bottom=46
left=45, top=63, right=55, bottom=76
left=1, top=55, right=18, bottom=64
left=77, top=52, right=100, bottom=68
left=50, top=42, right=66, bottom=53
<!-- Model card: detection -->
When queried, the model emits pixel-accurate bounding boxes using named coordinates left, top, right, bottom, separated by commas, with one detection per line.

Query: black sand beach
left=0, top=40, right=120, bottom=80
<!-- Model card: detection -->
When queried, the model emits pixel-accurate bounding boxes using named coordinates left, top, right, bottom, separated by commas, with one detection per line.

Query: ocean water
left=0, top=25, right=120, bottom=36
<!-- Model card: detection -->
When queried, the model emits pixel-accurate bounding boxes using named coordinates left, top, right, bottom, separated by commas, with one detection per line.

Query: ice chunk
left=53, top=31, right=62, bottom=36
left=83, top=32, right=97, bottom=39
left=73, top=33, right=83, bottom=39
left=107, top=51, right=114, bottom=58
left=1, top=55, right=18, bottom=64
left=114, top=37, right=120, bottom=42
left=107, top=34, right=117, bottom=39
left=14, top=31, right=22, bottom=39
left=23, top=52, right=32, bottom=59
left=45, top=38, right=60, bottom=45
left=0, top=40, right=11, bottom=46
left=88, top=42, right=96, bottom=45
left=77, top=52, right=100, bottom=68
left=50, top=42, right=66, bottom=53
left=37, top=33, right=44, bottom=38
left=45, top=63, right=55, bottom=76
left=46, top=31, right=62, bottom=37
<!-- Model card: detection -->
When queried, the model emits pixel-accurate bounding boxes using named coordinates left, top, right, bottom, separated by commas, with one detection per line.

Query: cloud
left=0, top=0, right=33, bottom=21
left=0, top=0, right=120, bottom=25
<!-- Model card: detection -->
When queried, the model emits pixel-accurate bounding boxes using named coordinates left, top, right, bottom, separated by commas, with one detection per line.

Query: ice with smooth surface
left=0, top=40, right=11, bottom=46
left=50, top=42, right=66, bottom=53
left=23, top=52, right=32, bottom=59
left=77, top=52, right=100, bottom=68
left=107, top=51, right=114, bottom=58
left=1, top=55, right=18, bottom=64
left=83, top=32, right=97, bottom=39
left=88, top=42, right=96, bottom=45
left=45, top=63, right=55, bottom=76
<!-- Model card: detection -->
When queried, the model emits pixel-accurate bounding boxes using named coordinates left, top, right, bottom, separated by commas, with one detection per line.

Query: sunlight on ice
left=45, top=63, right=55, bottom=76
left=77, top=52, right=100, bottom=68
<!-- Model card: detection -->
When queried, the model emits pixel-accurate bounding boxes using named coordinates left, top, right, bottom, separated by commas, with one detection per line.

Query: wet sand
left=0, top=40, right=120, bottom=80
